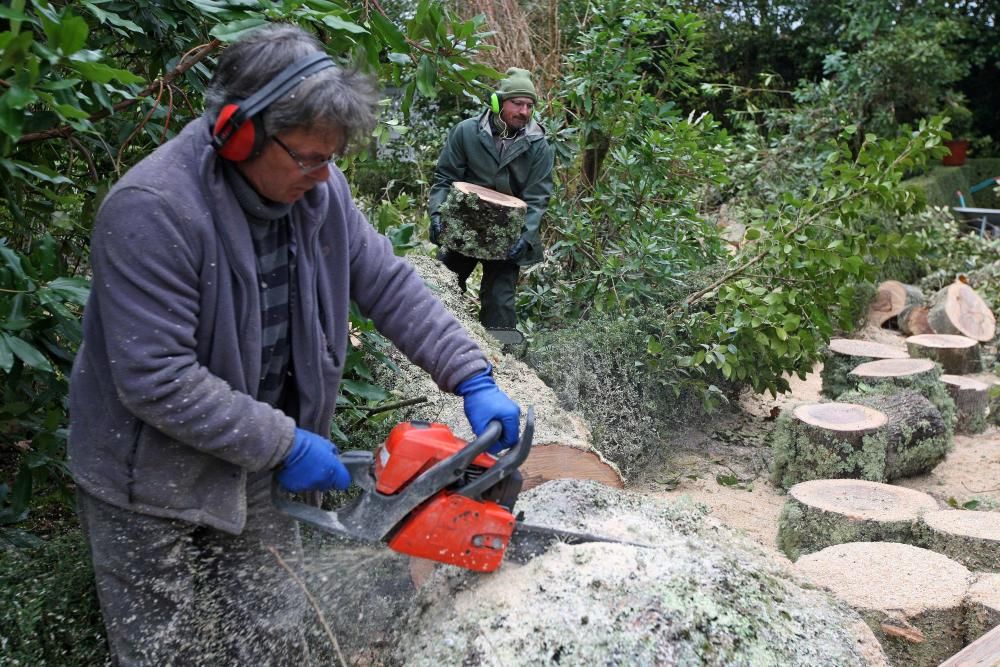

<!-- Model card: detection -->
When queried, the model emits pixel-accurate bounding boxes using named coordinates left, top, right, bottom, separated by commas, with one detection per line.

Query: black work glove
left=429, top=216, right=443, bottom=245
left=507, top=238, right=528, bottom=262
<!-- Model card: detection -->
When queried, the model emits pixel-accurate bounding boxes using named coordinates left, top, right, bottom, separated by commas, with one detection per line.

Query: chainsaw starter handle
left=458, top=405, right=535, bottom=501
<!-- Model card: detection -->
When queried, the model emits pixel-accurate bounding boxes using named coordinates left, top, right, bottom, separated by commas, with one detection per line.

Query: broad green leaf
left=321, top=14, right=367, bottom=34
left=210, top=18, right=270, bottom=41
left=0, top=335, right=12, bottom=372
left=1, top=158, right=72, bottom=184
left=54, top=15, right=90, bottom=55
left=340, top=378, right=389, bottom=401
left=370, top=11, right=407, bottom=51
left=68, top=60, right=144, bottom=85
left=3, top=333, right=53, bottom=373
left=415, top=54, right=436, bottom=98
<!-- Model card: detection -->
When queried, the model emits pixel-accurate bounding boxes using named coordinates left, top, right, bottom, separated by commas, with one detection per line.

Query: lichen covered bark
left=848, top=365, right=957, bottom=435
left=839, top=388, right=951, bottom=480
left=438, top=188, right=524, bottom=259
left=917, top=511, right=1000, bottom=573
left=821, top=352, right=879, bottom=399
left=770, top=412, right=887, bottom=490
left=965, top=574, right=1000, bottom=642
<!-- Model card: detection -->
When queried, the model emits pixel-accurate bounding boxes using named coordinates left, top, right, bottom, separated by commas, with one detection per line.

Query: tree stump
left=848, top=357, right=957, bottom=431
left=898, top=305, right=933, bottom=336
left=927, top=281, right=996, bottom=342
left=906, top=334, right=983, bottom=375
left=989, top=380, right=1000, bottom=427
left=838, top=388, right=951, bottom=480
left=770, top=403, right=889, bottom=490
left=520, top=443, right=624, bottom=491
left=963, top=573, right=1000, bottom=645
left=940, top=375, right=990, bottom=435
left=918, top=510, right=1000, bottom=573
left=437, top=182, right=526, bottom=259
left=777, top=479, right=939, bottom=561
left=793, top=542, right=972, bottom=666
left=867, top=280, right=924, bottom=328
left=820, top=338, right=909, bottom=399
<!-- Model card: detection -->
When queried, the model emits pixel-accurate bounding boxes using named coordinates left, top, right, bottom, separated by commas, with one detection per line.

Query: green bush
left=0, top=531, right=108, bottom=666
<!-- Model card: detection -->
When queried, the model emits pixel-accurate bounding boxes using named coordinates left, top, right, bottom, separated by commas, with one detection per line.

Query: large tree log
left=770, top=403, right=889, bottom=490
left=867, top=280, right=924, bottom=328
left=397, top=479, right=889, bottom=667
left=848, top=357, right=957, bottom=431
left=918, top=510, right=1000, bottom=573
left=962, top=574, right=1000, bottom=646
left=906, top=333, right=983, bottom=374
left=520, top=443, right=623, bottom=491
left=777, top=479, right=939, bottom=561
left=898, top=304, right=933, bottom=336
left=927, top=280, right=996, bottom=342
left=793, top=542, right=972, bottom=667
left=940, top=374, right=990, bottom=435
left=820, top=338, right=909, bottom=399
left=838, top=388, right=951, bottom=480
left=437, top=182, right=526, bottom=259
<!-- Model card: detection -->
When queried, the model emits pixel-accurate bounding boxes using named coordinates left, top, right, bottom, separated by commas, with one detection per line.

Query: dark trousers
left=438, top=250, right=520, bottom=328
left=76, top=472, right=311, bottom=667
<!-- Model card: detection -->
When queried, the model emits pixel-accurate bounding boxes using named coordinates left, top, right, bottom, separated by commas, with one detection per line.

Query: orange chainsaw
left=274, top=407, right=630, bottom=572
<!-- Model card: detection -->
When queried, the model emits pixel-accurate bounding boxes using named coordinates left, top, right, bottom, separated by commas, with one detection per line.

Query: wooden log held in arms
left=940, top=374, right=990, bottom=435
left=927, top=280, right=996, bottom=342
left=437, top=182, right=526, bottom=260
left=867, top=280, right=924, bottom=328
left=905, top=333, right=982, bottom=374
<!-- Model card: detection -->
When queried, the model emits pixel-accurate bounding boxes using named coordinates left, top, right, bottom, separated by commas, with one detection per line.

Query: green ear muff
left=490, top=92, right=501, bottom=115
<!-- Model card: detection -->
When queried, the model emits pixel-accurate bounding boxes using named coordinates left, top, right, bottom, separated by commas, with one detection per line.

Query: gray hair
left=204, top=23, right=378, bottom=152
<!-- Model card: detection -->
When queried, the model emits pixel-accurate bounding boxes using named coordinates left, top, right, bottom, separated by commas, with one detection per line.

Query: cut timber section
left=928, top=281, right=996, bottom=342
left=920, top=510, right=1000, bottom=573
left=898, top=304, right=933, bottom=336
left=519, top=443, right=624, bottom=492
left=777, top=479, right=939, bottom=561
left=940, top=375, right=991, bottom=435
left=867, top=280, right=924, bottom=328
left=794, top=542, right=971, bottom=667
left=770, top=403, right=888, bottom=489
left=820, top=338, right=909, bottom=399
left=961, top=574, right=1000, bottom=649
left=438, top=182, right=526, bottom=260
left=906, top=334, right=983, bottom=375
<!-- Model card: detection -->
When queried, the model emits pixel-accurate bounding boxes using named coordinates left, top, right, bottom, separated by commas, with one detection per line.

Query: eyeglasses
left=272, top=136, right=338, bottom=175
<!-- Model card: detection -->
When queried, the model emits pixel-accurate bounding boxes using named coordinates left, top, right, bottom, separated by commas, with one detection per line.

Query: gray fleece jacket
left=68, top=116, right=487, bottom=534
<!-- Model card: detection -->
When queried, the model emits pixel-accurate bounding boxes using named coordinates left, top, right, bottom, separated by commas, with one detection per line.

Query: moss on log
left=848, top=358, right=957, bottom=433
left=918, top=510, right=1000, bottom=573
left=794, top=542, right=972, bottom=667
left=437, top=182, right=525, bottom=259
left=820, top=339, right=909, bottom=399
left=964, top=574, right=1000, bottom=643
left=906, top=333, right=983, bottom=375
left=770, top=403, right=889, bottom=490
left=777, top=479, right=938, bottom=561
left=940, top=374, right=990, bottom=435
left=838, top=388, right=952, bottom=480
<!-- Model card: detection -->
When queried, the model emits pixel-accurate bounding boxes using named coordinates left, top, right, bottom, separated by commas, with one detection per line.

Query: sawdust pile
left=396, top=479, right=889, bottom=666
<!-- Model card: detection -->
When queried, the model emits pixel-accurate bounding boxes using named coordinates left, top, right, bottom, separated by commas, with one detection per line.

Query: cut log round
left=793, top=542, right=972, bottom=666
left=770, top=403, right=889, bottom=489
left=898, top=304, right=933, bottom=336
left=438, top=182, right=526, bottom=260
left=777, top=479, right=939, bottom=561
left=850, top=357, right=936, bottom=379
left=820, top=339, right=909, bottom=399
left=940, top=374, right=990, bottom=435
left=519, top=443, right=624, bottom=491
left=867, top=281, right=924, bottom=328
left=927, top=281, right=996, bottom=342
left=847, top=358, right=957, bottom=432
left=919, top=510, right=1000, bottom=572
left=963, top=573, right=1000, bottom=645
left=838, top=389, right=951, bottom=480
left=906, top=333, right=982, bottom=374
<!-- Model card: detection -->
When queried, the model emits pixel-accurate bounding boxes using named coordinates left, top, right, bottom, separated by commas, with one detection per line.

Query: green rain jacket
left=428, top=109, right=554, bottom=266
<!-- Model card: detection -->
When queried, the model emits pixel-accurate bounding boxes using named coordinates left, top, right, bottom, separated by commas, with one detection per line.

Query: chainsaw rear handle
left=457, top=405, right=535, bottom=501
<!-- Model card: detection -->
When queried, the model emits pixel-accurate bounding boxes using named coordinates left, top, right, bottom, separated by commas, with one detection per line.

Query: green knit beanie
left=497, top=67, right=537, bottom=102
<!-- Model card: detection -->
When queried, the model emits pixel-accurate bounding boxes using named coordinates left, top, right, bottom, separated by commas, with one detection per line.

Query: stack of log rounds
left=940, top=375, right=991, bottom=435
left=927, top=281, right=997, bottom=342
left=821, top=338, right=909, bottom=399
left=919, top=510, right=1000, bottom=573
left=964, top=574, right=1000, bottom=642
left=848, top=357, right=957, bottom=431
left=906, top=333, right=982, bottom=375
left=777, top=479, right=939, bottom=561
left=838, top=388, right=951, bottom=480
left=793, top=542, right=972, bottom=666
left=770, top=403, right=889, bottom=490
left=867, top=281, right=924, bottom=328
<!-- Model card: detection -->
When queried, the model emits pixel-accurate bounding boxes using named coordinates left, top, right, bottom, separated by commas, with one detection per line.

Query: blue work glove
left=507, top=238, right=528, bottom=262
left=429, top=216, right=443, bottom=245
left=455, top=365, right=521, bottom=454
left=276, top=428, right=351, bottom=493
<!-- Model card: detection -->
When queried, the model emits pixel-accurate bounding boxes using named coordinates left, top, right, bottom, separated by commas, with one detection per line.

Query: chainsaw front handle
left=458, top=406, right=534, bottom=501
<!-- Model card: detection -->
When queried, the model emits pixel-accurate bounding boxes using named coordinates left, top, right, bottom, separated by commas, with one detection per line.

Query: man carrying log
left=428, top=67, right=555, bottom=339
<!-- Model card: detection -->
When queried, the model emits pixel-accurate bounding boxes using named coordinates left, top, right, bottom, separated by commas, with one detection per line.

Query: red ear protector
left=212, top=52, right=335, bottom=162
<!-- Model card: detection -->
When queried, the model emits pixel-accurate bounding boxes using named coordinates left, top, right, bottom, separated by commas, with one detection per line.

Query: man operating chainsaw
left=68, top=24, right=520, bottom=666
